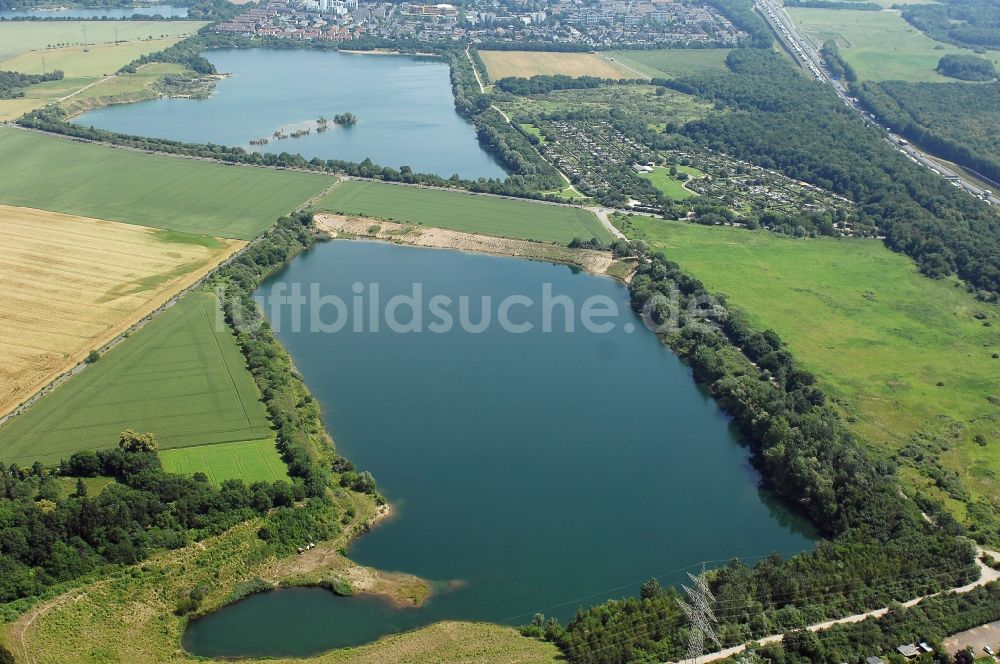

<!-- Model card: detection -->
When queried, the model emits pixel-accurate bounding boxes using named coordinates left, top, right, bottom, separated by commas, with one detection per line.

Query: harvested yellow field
left=479, top=50, right=634, bottom=79
left=0, top=205, right=244, bottom=417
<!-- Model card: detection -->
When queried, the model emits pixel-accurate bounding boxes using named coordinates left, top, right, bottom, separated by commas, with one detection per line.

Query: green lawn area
left=639, top=165, right=704, bottom=200
left=519, top=122, right=547, bottom=145
left=0, top=291, right=273, bottom=467
left=0, top=128, right=333, bottom=239
left=620, top=216, right=1000, bottom=514
left=787, top=8, right=1000, bottom=82
left=603, top=49, right=733, bottom=79
left=0, top=21, right=202, bottom=60
left=160, top=438, right=289, bottom=485
left=318, top=180, right=612, bottom=243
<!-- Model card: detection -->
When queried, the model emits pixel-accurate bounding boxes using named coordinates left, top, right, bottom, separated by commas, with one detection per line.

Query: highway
left=755, top=0, right=995, bottom=202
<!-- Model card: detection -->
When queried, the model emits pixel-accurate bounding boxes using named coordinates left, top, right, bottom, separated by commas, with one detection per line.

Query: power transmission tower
left=678, top=572, right=721, bottom=663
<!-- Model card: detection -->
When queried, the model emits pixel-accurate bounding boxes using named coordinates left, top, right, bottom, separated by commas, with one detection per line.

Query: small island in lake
left=333, top=112, right=357, bottom=126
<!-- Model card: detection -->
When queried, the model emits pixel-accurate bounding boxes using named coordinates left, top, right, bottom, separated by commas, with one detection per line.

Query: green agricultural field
left=0, top=291, right=273, bottom=467
left=160, top=438, right=289, bottom=484
left=0, top=21, right=202, bottom=60
left=787, top=8, right=1000, bottom=81
left=639, top=165, right=705, bottom=200
left=318, top=180, right=612, bottom=243
left=0, top=128, right=333, bottom=239
left=603, top=49, right=733, bottom=79
left=620, top=215, right=1000, bottom=519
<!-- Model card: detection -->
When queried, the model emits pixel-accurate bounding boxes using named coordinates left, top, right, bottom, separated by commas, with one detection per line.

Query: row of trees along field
left=855, top=80, right=1000, bottom=193
left=664, top=48, right=1000, bottom=297
left=525, top=249, right=979, bottom=663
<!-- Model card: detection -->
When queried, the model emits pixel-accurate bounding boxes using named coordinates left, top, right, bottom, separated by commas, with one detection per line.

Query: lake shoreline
left=315, top=213, right=634, bottom=279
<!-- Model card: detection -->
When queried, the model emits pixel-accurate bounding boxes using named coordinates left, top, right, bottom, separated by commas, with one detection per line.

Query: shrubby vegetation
left=0, top=69, right=62, bottom=99
left=667, top=49, right=1000, bottom=294
left=936, top=53, right=997, bottom=81
left=856, top=80, right=1000, bottom=189
left=755, top=583, right=1000, bottom=662
left=0, top=433, right=313, bottom=605
left=530, top=249, right=978, bottom=663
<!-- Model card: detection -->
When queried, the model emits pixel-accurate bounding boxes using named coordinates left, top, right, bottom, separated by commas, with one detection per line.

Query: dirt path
left=9, top=588, right=94, bottom=663
left=315, top=214, right=617, bottom=275
left=676, top=549, right=1000, bottom=663
left=598, top=53, right=652, bottom=81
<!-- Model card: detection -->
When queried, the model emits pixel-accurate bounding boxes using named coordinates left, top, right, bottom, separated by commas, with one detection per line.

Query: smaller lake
left=0, top=5, right=188, bottom=18
left=73, top=48, right=508, bottom=180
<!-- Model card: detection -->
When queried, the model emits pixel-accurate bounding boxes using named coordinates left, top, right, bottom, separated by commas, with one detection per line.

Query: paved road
left=755, top=0, right=994, bottom=202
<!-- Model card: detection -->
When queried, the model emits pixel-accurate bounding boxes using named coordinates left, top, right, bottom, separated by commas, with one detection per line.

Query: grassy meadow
left=639, top=165, right=705, bottom=200
left=603, top=49, right=733, bottom=79
left=479, top=50, right=633, bottom=79
left=0, top=128, right=333, bottom=239
left=0, top=291, right=273, bottom=466
left=787, top=8, right=1000, bottom=82
left=160, top=438, right=289, bottom=485
left=318, top=180, right=613, bottom=243
left=620, top=216, right=1000, bottom=513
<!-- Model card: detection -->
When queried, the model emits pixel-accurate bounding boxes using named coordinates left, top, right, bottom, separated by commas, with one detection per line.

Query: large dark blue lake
left=73, top=48, right=507, bottom=179
left=183, top=241, right=814, bottom=658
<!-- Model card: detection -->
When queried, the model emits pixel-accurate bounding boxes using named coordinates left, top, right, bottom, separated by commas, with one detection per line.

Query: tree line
left=528, top=249, right=978, bottom=663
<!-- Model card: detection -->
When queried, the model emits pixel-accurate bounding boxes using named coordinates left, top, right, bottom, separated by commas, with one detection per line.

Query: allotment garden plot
left=0, top=204, right=243, bottom=422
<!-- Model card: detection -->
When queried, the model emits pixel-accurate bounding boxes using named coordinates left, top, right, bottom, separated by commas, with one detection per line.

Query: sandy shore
left=315, top=214, right=620, bottom=276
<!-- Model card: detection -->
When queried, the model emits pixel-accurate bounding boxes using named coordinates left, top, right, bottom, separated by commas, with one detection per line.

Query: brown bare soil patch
left=316, top=213, right=617, bottom=275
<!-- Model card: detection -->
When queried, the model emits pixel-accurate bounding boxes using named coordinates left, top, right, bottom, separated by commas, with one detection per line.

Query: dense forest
left=902, top=0, right=1000, bottom=51
left=528, top=251, right=979, bottom=662
left=0, top=70, right=62, bottom=99
left=0, top=435, right=337, bottom=606
left=936, top=53, right=997, bottom=81
left=666, top=49, right=1000, bottom=296
left=856, top=80, right=1000, bottom=187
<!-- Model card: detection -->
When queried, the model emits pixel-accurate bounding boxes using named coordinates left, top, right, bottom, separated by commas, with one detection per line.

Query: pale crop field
left=0, top=204, right=243, bottom=419
left=0, top=21, right=203, bottom=59
left=479, top=50, right=634, bottom=79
